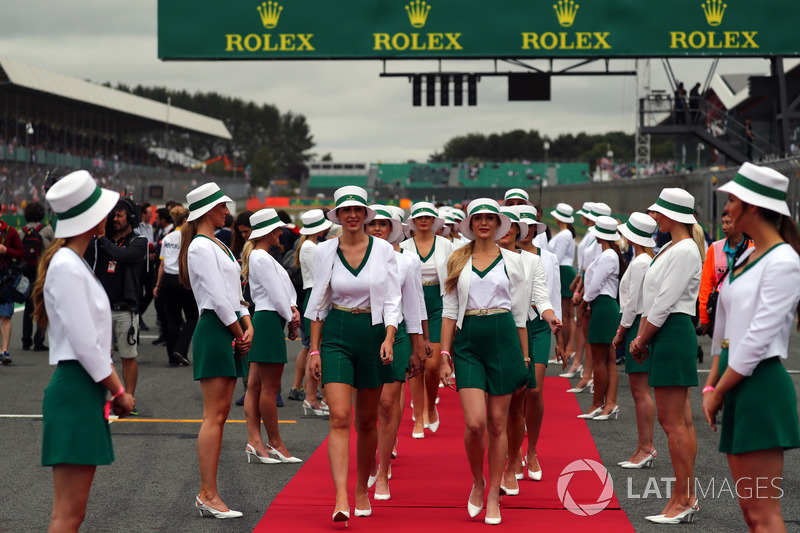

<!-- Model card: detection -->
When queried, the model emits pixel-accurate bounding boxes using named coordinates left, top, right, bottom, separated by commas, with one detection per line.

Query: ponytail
left=608, top=241, right=627, bottom=280
left=294, top=235, right=309, bottom=269
left=240, top=240, right=255, bottom=281
left=178, top=220, right=198, bottom=289
left=444, top=242, right=474, bottom=294
left=771, top=210, right=800, bottom=320
left=32, top=239, right=68, bottom=329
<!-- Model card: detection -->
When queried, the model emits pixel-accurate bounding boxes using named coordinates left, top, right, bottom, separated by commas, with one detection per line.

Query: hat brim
left=53, top=188, right=120, bottom=239
left=551, top=210, right=574, bottom=224
left=187, top=194, right=233, bottom=222
left=299, top=219, right=333, bottom=235
left=402, top=223, right=413, bottom=240
left=578, top=210, right=597, bottom=222
left=439, top=225, right=451, bottom=237
left=460, top=212, right=511, bottom=241
left=501, top=198, right=533, bottom=207
left=589, top=226, right=621, bottom=242
left=618, top=224, right=656, bottom=248
left=250, top=221, right=286, bottom=240
left=327, top=203, right=376, bottom=225
left=717, top=180, right=790, bottom=217
left=647, top=202, right=697, bottom=224
left=519, top=219, right=547, bottom=236
left=408, top=215, right=444, bottom=234
left=365, top=217, right=404, bottom=244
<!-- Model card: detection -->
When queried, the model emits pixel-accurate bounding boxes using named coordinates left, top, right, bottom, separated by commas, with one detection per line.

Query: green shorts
left=193, top=310, right=247, bottom=381
left=587, top=295, right=620, bottom=344
left=647, top=313, right=698, bottom=387
left=248, top=310, right=287, bottom=364
left=719, top=349, right=800, bottom=455
left=527, top=316, right=552, bottom=367
left=423, top=284, right=443, bottom=343
left=453, top=312, right=528, bottom=396
left=392, top=322, right=411, bottom=383
left=321, top=308, right=394, bottom=389
left=559, top=265, right=576, bottom=298
left=624, top=315, right=650, bottom=374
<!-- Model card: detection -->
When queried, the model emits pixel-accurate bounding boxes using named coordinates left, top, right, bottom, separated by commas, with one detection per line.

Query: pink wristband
left=309, top=350, right=320, bottom=357
left=702, top=386, right=715, bottom=393
left=112, top=385, right=125, bottom=400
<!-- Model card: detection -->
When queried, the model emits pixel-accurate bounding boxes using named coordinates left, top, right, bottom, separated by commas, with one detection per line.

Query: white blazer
left=442, top=247, right=529, bottom=330
left=398, top=251, right=425, bottom=334
left=401, top=235, right=453, bottom=296
left=304, top=236, right=402, bottom=328
left=519, top=249, right=554, bottom=321
left=248, top=249, right=297, bottom=323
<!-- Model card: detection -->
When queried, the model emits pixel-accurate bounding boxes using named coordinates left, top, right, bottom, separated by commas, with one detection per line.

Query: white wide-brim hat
left=408, top=202, right=444, bottom=233
left=367, top=204, right=404, bottom=243
left=499, top=206, right=529, bottom=241
left=186, top=182, right=233, bottom=222
left=299, top=208, right=332, bottom=235
left=648, top=188, right=697, bottom=224
left=576, top=202, right=595, bottom=221
left=249, top=208, right=286, bottom=240
left=589, top=202, right=612, bottom=221
left=451, top=208, right=466, bottom=222
left=387, top=205, right=406, bottom=222
left=589, top=215, right=621, bottom=241
left=460, top=198, right=511, bottom=240
left=327, top=186, right=376, bottom=224
left=47, top=170, right=120, bottom=239
left=618, top=212, right=657, bottom=248
left=501, top=188, right=533, bottom=206
left=387, top=209, right=408, bottom=244
left=718, top=162, right=790, bottom=217
left=515, top=204, right=547, bottom=235
left=551, top=202, right=575, bottom=223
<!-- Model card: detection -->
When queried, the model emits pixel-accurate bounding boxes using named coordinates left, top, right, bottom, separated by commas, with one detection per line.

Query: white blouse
left=712, top=244, right=800, bottom=376
left=298, top=239, right=317, bottom=290
left=466, top=258, right=512, bottom=311
left=534, top=232, right=549, bottom=251
left=582, top=237, right=601, bottom=274
left=540, top=248, right=563, bottom=320
left=576, top=233, right=596, bottom=272
left=45, top=248, right=112, bottom=382
left=641, top=238, right=702, bottom=328
left=549, top=229, right=575, bottom=267
left=248, top=248, right=297, bottom=323
left=159, top=228, right=182, bottom=275
left=619, top=253, right=650, bottom=328
left=519, top=250, right=554, bottom=321
left=401, top=235, right=453, bottom=294
left=188, top=235, right=250, bottom=327
left=583, top=248, right=619, bottom=303
left=330, top=249, right=372, bottom=309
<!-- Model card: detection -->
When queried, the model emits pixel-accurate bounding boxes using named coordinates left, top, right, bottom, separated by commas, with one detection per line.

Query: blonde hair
left=240, top=240, right=255, bottom=280
left=444, top=242, right=474, bottom=294
left=691, top=223, right=706, bottom=263
left=32, top=239, right=67, bottom=329
left=294, top=235, right=309, bottom=269
left=170, top=206, right=189, bottom=227
left=178, top=220, right=199, bottom=289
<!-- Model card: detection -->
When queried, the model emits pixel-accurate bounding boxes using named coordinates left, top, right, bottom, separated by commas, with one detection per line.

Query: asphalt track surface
left=1, top=305, right=799, bottom=532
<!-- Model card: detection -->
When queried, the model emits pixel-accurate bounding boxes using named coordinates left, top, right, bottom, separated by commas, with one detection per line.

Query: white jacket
left=400, top=235, right=453, bottom=296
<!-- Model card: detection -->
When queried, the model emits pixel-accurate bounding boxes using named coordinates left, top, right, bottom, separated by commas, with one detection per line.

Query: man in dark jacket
left=0, top=219, right=23, bottom=364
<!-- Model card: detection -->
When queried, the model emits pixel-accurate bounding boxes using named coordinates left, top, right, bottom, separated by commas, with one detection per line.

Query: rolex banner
left=158, top=0, right=800, bottom=60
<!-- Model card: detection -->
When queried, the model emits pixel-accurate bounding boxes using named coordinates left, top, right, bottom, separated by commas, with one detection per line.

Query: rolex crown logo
left=701, top=0, right=726, bottom=26
left=553, top=0, right=579, bottom=27
left=405, top=0, right=431, bottom=28
left=257, top=0, right=283, bottom=29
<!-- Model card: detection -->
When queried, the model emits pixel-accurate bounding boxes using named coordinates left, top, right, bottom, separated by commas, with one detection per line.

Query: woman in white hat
left=438, top=199, right=530, bottom=525
left=400, top=202, right=452, bottom=437
left=512, top=203, right=564, bottom=481
left=702, top=163, right=800, bottom=531
left=612, top=213, right=658, bottom=469
left=364, top=205, right=426, bottom=500
left=576, top=216, right=625, bottom=421
left=304, top=186, right=401, bottom=523
left=497, top=206, right=561, bottom=494
left=34, top=170, right=135, bottom=531
left=178, top=182, right=251, bottom=518
left=629, top=187, right=702, bottom=524
left=240, top=208, right=302, bottom=464
left=548, top=203, right=577, bottom=362
left=288, top=209, right=332, bottom=414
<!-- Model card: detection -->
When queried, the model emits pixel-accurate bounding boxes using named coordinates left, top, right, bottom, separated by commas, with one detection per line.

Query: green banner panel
left=159, top=0, right=800, bottom=60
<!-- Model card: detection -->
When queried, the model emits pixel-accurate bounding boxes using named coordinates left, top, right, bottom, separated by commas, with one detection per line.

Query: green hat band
left=655, top=197, right=694, bottom=215
left=56, top=186, right=102, bottom=220
left=303, top=217, right=326, bottom=229
left=555, top=208, right=572, bottom=219
left=374, top=209, right=392, bottom=218
left=251, top=216, right=281, bottom=231
left=594, top=224, right=618, bottom=236
left=412, top=207, right=438, bottom=218
left=732, top=173, right=787, bottom=201
left=336, top=193, right=367, bottom=206
left=625, top=221, right=653, bottom=239
left=469, top=204, right=500, bottom=215
left=506, top=192, right=527, bottom=200
left=189, top=189, right=225, bottom=212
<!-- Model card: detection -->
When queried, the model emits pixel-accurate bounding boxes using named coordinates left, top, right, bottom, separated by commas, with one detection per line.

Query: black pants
left=22, top=271, right=45, bottom=348
left=161, top=273, right=198, bottom=360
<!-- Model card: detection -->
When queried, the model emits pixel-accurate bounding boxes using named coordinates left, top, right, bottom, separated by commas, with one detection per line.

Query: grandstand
left=305, top=162, right=370, bottom=195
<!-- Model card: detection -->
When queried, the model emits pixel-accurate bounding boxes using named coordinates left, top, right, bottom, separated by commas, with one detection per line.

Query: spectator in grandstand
left=0, top=214, right=24, bottom=364
left=85, top=197, right=147, bottom=408
left=19, top=201, right=53, bottom=352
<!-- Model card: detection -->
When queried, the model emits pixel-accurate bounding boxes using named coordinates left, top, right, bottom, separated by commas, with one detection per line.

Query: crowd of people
left=26, top=163, right=800, bottom=532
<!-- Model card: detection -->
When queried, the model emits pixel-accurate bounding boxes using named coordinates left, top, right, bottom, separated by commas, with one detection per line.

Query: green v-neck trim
left=414, top=237, right=436, bottom=263
left=194, top=234, right=235, bottom=262
left=472, top=254, right=503, bottom=278
left=729, top=242, right=785, bottom=283
left=337, top=236, right=373, bottom=277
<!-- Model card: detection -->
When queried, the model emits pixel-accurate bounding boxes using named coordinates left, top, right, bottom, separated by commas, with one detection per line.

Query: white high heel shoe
left=373, top=483, right=391, bottom=501
left=368, top=473, right=378, bottom=489
left=593, top=405, right=620, bottom=421
left=485, top=508, right=502, bottom=525
left=559, top=365, right=583, bottom=378
left=621, top=451, right=657, bottom=469
left=354, top=504, right=372, bottom=517
left=245, top=444, right=280, bottom=464
left=265, top=444, right=302, bottom=463
left=577, top=406, right=604, bottom=419
left=647, top=501, right=699, bottom=524
left=427, top=407, right=440, bottom=433
left=332, top=508, right=350, bottom=525
left=195, top=496, right=243, bottom=518
left=467, top=478, right=485, bottom=518
left=566, top=379, right=593, bottom=393
left=303, top=400, right=327, bottom=416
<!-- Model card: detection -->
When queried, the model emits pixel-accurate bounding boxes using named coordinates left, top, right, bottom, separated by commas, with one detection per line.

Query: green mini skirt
left=42, top=361, right=113, bottom=466
left=718, top=349, right=800, bottom=455
left=624, top=315, right=650, bottom=374
left=392, top=321, right=411, bottom=383
left=647, top=313, right=698, bottom=387
left=559, top=265, right=577, bottom=298
left=453, top=312, right=528, bottom=396
left=423, top=284, right=443, bottom=343
left=193, top=310, right=247, bottom=380
left=320, top=308, right=394, bottom=388
left=249, top=310, right=287, bottom=364
left=587, top=295, right=620, bottom=344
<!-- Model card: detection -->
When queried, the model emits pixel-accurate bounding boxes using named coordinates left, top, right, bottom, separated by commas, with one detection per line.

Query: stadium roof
left=0, top=57, right=232, bottom=140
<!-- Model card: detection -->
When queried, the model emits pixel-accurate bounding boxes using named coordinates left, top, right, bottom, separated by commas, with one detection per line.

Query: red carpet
left=255, top=377, right=634, bottom=531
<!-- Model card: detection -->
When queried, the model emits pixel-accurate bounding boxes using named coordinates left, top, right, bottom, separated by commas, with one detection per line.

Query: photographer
left=0, top=217, right=23, bottom=364
left=85, top=199, right=147, bottom=411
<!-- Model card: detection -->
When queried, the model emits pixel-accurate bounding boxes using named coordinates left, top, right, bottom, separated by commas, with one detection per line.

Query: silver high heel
left=245, top=444, right=280, bottom=464
left=566, top=379, right=593, bottom=393
left=303, top=400, right=327, bottom=416
left=647, top=501, right=699, bottom=523
left=265, top=444, right=302, bottom=463
left=593, top=405, right=620, bottom=421
left=577, top=406, right=604, bottom=419
left=559, top=365, right=583, bottom=378
left=621, top=451, right=656, bottom=469
left=195, top=496, right=242, bottom=518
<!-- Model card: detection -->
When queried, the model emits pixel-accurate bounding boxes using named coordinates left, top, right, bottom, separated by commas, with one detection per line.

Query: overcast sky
left=1, top=0, right=778, bottom=163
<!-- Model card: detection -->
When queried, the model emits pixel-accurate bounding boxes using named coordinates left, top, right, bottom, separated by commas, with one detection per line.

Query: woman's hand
left=629, top=337, right=649, bottom=362
left=307, top=351, right=322, bottom=381
left=548, top=317, right=562, bottom=336
left=113, top=393, right=135, bottom=418
left=290, top=308, right=301, bottom=330
left=612, top=329, right=625, bottom=349
left=439, top=358, right=454, bottom=389
left=702, top=390, right=723, bottom=432
left=424, top=338, right=433, bottom=359
left=236, top=325, right=254, bottom=354
left=571, top=292, right=582, bottom=306
left=379, top=339, right=394, bottom=365
left=555, top=344, right=567, bottom=370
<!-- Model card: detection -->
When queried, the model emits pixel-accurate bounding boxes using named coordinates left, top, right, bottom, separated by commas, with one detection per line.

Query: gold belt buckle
left=351, top=307, right=361, bottom=315
left=721, top=339, right=729, bottom=349
left=479, top=309, right=488, bottom=316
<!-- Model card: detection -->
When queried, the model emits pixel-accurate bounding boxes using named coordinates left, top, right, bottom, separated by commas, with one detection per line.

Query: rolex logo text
left=373, top=0, right=463, bottom=51
left=669, top=0, right=758, bottom=50
left=521, top=1, right=611, bottom=51
left=225, top=1, right=315, bottom=53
